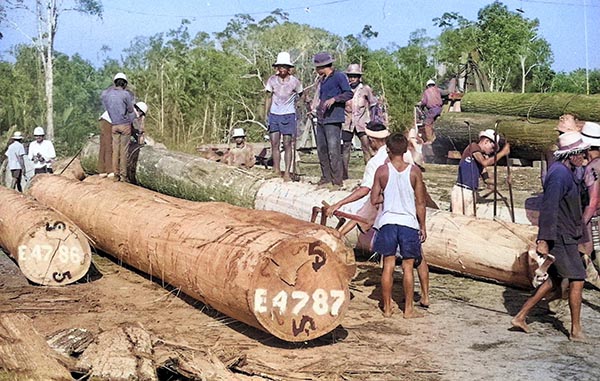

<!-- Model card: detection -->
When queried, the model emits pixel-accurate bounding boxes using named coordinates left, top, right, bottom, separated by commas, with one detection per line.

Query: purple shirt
left=101, top=86, right=135, bottom=125
left=317, top=70, right=353, bottom=124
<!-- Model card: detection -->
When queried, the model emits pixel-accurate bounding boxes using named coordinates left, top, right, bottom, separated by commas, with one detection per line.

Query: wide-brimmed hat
left=478, top=129, right=500, bottom=145
left=555, top=114, right=580, bottom=133
left=135, top=101, right=148, bottom=115
left=313, top=52, right=335, bottom=67
left=581, top=122, right=600, bottom=147
left=11, top=131, right=23, bottom=140
left=232, top=128, right=246, bottom=138
left=273, top=52, right=294, bottom=67
left=345, top=63, right=362, bottom=75
left=365, top=122, right=390, bottom=139
left=555, top=131, right=590, bottom=156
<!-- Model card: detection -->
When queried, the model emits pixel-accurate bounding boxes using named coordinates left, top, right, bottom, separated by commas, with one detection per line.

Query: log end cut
left=250, top=238, right=352, bottom=342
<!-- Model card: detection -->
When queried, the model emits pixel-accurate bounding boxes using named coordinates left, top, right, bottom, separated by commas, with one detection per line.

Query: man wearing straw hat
left=512, top=131, right=589, bottom=342
left=265, top=52, right=303, bottom=181
left=4, top=131, right=26, bottom=192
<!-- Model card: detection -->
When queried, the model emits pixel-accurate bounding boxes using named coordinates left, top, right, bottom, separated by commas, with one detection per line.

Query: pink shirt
left=265, top=75, right=303, bottom=115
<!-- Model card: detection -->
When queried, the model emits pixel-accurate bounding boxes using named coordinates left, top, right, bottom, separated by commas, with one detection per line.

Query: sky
left=1, top=0, right=599, bottom=73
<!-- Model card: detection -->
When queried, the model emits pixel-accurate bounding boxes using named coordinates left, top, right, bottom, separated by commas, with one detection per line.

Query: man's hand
left=500, top=142, right=511, bottom=156
left=325, top=202, right=341, bottom=217
left=324, top=98, right=336, bottom=109
left=536, top=240, right=549, bottom=256
left=419, top=228, right=427, bottom=243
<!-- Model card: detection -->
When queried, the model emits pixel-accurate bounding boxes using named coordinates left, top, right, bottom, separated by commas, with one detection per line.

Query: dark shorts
left=10, top=169, right=22, bottom=179
left=373, top=224, right=422, bottom=266
left=268, top=113, right=297, bottom=136
left=34, top=167, right=53, bottom=174
left=342, top=130, right=366, bottom=142
left=549, top=237, right=586, bottom=280
left=425, top=106, right=442, bottom=125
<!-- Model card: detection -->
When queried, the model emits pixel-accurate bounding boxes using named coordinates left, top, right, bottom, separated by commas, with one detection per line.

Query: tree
left=0, top=0, right=102, bottom=139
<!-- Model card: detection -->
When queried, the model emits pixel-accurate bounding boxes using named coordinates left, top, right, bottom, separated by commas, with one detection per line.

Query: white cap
left=479, top=129, right=499, bottom=144
left=232, top=128, right=246, bottom=138
left=11, top=131, right=24, bottom=140
left=273, top=52, right=294, bottom=67
left=113, top=72, right=127, bottom=82
left=426, top=79, right=436, bottom=86
left=581, top=122, right=600, bottom=147
left=33, top=126, right=45, bottom=136
left=135, top=101, right=148, bottom=115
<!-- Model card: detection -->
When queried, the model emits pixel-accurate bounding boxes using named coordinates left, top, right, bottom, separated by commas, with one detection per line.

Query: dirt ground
left=2, top=156, right=600, bottom=380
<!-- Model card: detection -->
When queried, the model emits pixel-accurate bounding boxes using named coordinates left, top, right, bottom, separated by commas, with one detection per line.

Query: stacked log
left=29, top=175, right=355, bottom=342
left=0, top=186, right=91, bottom=286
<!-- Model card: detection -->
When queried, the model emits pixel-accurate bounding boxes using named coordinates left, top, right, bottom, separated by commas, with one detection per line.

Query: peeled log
left=432, top=112, right=556, bottom=162
left=29, top=175, right=355, bottom=342
left=0, top=186, right=91, bottom=286
left=460, top=92, right=600, bottom=121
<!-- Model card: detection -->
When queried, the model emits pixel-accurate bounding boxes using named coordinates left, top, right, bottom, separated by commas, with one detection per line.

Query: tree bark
left=28, top=175, right=355, bottom=342
left=0, top=186, right=91, bottom=286
left=460, top=92, right=600, bottom=121
left=0, top=313, right=73, bottom=381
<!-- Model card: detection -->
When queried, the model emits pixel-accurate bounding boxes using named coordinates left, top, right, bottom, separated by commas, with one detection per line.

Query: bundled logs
left=0, top=186, right=91, bottom=286
left=28, top=175, right=355, bottom=342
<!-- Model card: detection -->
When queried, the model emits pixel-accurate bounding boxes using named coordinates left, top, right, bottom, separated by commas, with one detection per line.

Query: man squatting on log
left=511, top=131, right=588, bottom=341
left=370, top=132, right=429, bottom=318
left=451, top=129, right=510, bottom=216
left=326, top=122, right=430, bottom=311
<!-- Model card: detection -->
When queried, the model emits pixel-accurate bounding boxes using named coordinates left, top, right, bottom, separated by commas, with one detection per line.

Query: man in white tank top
left=371, top=133, right=428, bottom=319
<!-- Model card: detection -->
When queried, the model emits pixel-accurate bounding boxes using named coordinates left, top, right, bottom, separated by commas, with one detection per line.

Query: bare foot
left=511, top=317, right=532, bottom=333
left=283, top=173, right=291, bottom=182
left=382, top=307, right=394, bottom=318
left=569, top=331, right=587, bottom=342
left=404, top=309, right=425, bottom=319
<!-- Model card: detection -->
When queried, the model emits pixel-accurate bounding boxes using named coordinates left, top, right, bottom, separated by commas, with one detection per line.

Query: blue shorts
left=269, top=113, right=297, bottom=136
left=549, top=236, right=586, bottom=281
left=373, top=224, right=422, bottom=266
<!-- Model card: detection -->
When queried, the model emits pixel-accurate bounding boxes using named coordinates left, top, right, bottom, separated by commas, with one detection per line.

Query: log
left=0, top=313, right=73, bottom=381
left=28, top=175, right=355, bottom=342
left=460, top=92, right=600, bottom=121
left=431, top=112, right=557, bottom=162
left=0, top=186, right=92, bottom=286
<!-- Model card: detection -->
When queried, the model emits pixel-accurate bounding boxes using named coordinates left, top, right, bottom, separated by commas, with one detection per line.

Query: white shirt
left=28, top=140, right=56, bottom=169
left=5, top=141, right=25, bottom=170
left=99, top=111, right=112, bottom=123
left=375, top=162, right=419, bottom=230
left=360, top=145, right=388, bottom=189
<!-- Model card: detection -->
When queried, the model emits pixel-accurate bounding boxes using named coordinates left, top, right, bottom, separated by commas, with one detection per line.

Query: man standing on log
left=28, top=127, right=56, bottom=175
left=370, top=133, right=428, bottom=318
left=101, top=72, right=135, bottom=182
left=4, top=131, right=26, bottom=192
left=342, top=63, right=377, bottom=179
left=265, top=52, right=303, bottom=182
left=225, top=128, right=255, bottom=168
left=418, top=79, right=442, bottom=143
left=511, top=131, right=588, bottom=342
left=312, top=52, right=353, bottom=190
left=451, top=129, right=510, bottom=216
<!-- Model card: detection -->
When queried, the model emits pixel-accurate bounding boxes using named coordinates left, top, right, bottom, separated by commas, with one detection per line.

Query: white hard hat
left=11, top=131, right=24, bottom=140
left=273, top=52, right=294, bottom=67
left=479, top=129, right=499, bottom=144
left=135, top=101, right=148, bottom=115
left=426, top=79, right=436, bottom=86
left=33, top=126, right=45, bottom=136
left=232, top=128, right=246, bottom=138
left=113, top=72, right=128, bottom=82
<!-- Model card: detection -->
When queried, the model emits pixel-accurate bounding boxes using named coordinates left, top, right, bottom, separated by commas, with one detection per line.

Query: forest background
left=1, top=0, right=599, bottom=155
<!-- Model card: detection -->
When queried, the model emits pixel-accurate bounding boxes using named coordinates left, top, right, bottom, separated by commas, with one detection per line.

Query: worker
left=451, top=129, right=510, bottom=216
left=28, top=127, right=56, bottom=175
left=4, top=131, right=26, bottom=192
left=418, top=79, right=443, bottom=143
left=224, top=128, right=255, bottom=168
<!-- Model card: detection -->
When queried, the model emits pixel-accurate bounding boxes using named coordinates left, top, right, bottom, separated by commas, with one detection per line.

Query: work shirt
left=5, top=141, right=25, bottom=170
left=265, top=75, right=303, bottom=115
left=375, top=163, right=419, bottom=230
left=538, top=161, right=583, bottom=243
left=101, top=86, right=134, bottom=125
left=28, top=140, right=56, bottom=169
left=361, top=145, right=388, bottom=189
left=421, top=86, right=443, bottom=109
left=456, top=142, right=484, bottom=190
left=317, top=70, right=353, bottom=124
left=344, top=84, right=377, bottom=133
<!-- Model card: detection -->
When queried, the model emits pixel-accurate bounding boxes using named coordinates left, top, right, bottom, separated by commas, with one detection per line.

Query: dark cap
left=313, top=52, right=335, bottom=67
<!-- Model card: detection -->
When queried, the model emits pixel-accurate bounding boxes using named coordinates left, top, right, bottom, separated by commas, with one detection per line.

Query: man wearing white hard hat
left=265, top=52, right=303, bottom=181
left=451, top=129, right=510, bottom=216
left=4, top=131, right=26, bottom=191
left=224, top=128, right=255, bottom=168
left=100, top=72, right=135, bottom=181
left=28, top=126, right=56, bottom=175
left=512, top=131, right=588, bottom=342
left=132, top=101, right=149, bottom=145
left=418, top=79, right=443, bottom=143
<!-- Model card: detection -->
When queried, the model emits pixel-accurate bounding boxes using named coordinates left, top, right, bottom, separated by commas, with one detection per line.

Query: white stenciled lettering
left=70, top=247, right=81, bottom=263
left=330, top=290, right=345, bottom=316
left=272, top=290, right=288, bottom=314
left=58, top=245, right=70, bottom=263
left=312, top=289, right=329, bottom=315
left=41, top=245, right=53, bottom=261
left=291, top=291, right=309, bottom=315
left=254, top=289, right=268, bottom=313
left=18, top=245, right=27, bottom=262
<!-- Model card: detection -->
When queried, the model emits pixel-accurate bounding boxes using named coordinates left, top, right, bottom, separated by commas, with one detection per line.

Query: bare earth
left=2, top=158, right=599, bottom=380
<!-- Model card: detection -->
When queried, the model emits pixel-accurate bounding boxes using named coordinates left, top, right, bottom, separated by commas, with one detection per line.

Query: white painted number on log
left=18, top=245, right=82, bottom=263
left=254, top=289, right=345, bottom=316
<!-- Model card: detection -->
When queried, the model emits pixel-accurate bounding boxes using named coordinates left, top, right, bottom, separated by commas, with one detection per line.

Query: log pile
left=28, top=175, right=355, bottom=342
left=0, top=186, right=92, bottom=286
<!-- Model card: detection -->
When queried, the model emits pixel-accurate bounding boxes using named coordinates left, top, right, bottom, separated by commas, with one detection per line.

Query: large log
left=460, top=92, right=600, bottom=121
left=79, top=140, right=541, bottom=288
left=28, top=175, right=355, bottom=342
left=0, top=313, right=73, bottom=381
left=431, top=112, right=556, bottom=162
left=0, top=186, right=92, bottom=286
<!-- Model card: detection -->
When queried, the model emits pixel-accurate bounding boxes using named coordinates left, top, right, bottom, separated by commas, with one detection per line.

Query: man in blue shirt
left=312, top=52, right=353, bottom=189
